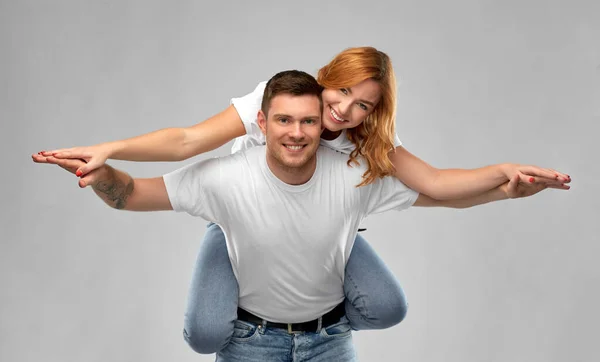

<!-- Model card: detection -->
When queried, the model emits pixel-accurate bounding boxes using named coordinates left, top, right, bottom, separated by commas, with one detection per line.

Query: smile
left=284, top=144, right=306, bottom=152
left=329, top=107, right=346, bottom=124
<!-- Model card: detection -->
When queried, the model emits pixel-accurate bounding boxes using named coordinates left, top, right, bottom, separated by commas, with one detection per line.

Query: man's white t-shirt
left=163, top=146, right=419, bottom=323
left=229, top=81, right=404, bottom=155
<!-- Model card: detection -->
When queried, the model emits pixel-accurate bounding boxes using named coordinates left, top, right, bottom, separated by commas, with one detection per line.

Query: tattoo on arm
left=93, top=169, right=135, bottom=209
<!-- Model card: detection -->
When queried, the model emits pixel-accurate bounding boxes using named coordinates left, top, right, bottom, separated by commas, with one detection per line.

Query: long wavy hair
left=317, top=46, right=397, bottom=186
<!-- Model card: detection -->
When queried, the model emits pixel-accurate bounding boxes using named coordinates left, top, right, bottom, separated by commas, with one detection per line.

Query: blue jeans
left=183, top=223, right=407, bottom=354
left=216, top=316, right=356, bottom=361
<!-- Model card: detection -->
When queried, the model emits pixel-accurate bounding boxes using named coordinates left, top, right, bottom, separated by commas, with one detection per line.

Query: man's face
left=258, top=93, right=322, bottom=172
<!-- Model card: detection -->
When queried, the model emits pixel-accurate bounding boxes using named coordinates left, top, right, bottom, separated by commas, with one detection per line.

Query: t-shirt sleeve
left=230, top=81, right=267, bottom=135
left=393, top=133, right=403, bottom=148
left=162, top=158, right=222, bottom=221
left=364, top=176, right=419, bottom=215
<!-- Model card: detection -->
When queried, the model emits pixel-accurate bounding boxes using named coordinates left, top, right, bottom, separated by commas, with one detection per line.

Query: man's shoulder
left=318, top=146, right=368, bottom=172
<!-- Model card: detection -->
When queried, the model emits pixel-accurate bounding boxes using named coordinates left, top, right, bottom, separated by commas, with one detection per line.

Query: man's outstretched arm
left=32, top=155, right=172, bottom=211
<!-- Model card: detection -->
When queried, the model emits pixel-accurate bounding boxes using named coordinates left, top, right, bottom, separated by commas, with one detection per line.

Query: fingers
left=546, top=168, right=571, bottom=183
left=40, top=148, right=72, bottom=156
left=76, top=158, right=103, bottom=177
left=507, top=173, right=518, bottom=193
left=546, top=184, right=570, bottom=190
left=519, top=172, right=570, bottom=188
left=51, top=149, right=88, bottom=159
left=31, top=153, right=52, bottom=164
left=45, top=156, right=86, bottom=174
left=519, top=166, right=570, bottom=183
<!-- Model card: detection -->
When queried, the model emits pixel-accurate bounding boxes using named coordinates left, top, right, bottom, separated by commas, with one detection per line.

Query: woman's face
left=320, top=78, right=381, bottom=133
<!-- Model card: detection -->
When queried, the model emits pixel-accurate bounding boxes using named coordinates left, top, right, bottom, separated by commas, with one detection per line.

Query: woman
left=35, top=47, right=569, bottom=353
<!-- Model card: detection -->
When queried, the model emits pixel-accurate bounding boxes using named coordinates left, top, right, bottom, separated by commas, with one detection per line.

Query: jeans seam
left=345, top=272, right=371, bottom=320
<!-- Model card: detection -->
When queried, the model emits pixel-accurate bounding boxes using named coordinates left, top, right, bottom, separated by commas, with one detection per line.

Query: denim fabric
left=183, top=223, right=407, bottom=354
left=216, top=316, right=356, bottom=361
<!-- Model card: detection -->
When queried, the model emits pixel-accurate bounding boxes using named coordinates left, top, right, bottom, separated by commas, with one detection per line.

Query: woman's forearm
left=429, top=164, right=509, bottom=200
left=108, top=127, right=189, bottom=162
left=106, top=105, right=247, bottom=162
left=391, top=146, right=510, bottom=200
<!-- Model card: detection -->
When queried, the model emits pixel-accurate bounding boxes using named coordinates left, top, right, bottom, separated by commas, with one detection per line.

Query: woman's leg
left=183, top=223, right=239, bottom=354
left=344, top=233, right=409, bottom=330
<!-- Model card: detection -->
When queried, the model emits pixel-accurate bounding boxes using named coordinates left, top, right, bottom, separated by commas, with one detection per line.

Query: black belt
left=236, top=303, right=345, bottom=333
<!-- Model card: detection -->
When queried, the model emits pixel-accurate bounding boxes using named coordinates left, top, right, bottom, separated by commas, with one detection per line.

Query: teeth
left=285, top=145, right=303, bottom=150
left=330, top=108, right=344, bottom=122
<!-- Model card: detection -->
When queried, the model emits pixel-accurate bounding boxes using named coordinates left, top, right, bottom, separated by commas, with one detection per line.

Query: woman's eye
left=340, top=88, right=348, bottom=95
left=358, top=103, right=368, bottom=111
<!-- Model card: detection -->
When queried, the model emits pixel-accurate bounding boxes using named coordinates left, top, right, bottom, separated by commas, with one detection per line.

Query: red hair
left=317, top=47, right=397, bottom=186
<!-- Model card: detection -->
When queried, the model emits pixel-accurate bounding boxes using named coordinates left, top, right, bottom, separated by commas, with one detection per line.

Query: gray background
left=2, top=0, right=599, bottom=361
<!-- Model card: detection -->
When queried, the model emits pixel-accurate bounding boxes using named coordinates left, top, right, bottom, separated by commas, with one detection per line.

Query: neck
left=320, top=129, right=342, bottom=140
left=265, top=154, right=317, bottom=185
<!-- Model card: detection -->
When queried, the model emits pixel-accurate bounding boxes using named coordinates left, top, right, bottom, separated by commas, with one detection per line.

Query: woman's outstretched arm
left=35, top=105, right=246, bottom=176
left=389, top=146, right=570, bottom=200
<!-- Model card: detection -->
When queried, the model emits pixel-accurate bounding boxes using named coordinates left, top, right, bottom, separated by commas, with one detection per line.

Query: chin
left=322, top=120, right=347, bottom=132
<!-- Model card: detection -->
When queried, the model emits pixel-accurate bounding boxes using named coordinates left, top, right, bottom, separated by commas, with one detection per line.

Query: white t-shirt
left=163, top=146, right=419, bottom=323
left=230, top=81, right=404, bottom=155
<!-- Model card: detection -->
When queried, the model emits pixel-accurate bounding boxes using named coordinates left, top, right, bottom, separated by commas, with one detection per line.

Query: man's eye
left=340, top=88, right=348, bottom=95
left=303, top=119, right=315, bottom=124
left=279, top=118, right=289, bottom=123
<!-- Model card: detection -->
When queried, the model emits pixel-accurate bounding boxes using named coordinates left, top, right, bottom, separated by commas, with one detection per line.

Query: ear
left=257, top=110, right=267, bottom=136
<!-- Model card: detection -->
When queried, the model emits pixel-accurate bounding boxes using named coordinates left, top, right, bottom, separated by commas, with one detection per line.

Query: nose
left=338, top=100, right=351, bottom=117
left=289, top=122, right=305, bottom=140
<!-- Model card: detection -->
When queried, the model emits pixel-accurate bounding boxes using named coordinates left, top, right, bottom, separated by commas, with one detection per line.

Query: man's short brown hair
left=261, top=70, right=324, bottom=117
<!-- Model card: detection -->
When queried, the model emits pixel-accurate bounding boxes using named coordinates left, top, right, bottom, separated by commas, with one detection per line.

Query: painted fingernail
left=76, top=170, right=82, bottom=177
left=529, top=177, right=535, bottom=183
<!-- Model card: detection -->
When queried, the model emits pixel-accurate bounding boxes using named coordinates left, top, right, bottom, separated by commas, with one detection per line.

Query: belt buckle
left=287, top=323, right=300, bottom=334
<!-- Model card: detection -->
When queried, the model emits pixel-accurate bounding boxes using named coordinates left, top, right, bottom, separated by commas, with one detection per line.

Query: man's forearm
left=91, top=166, right=135, bottom=209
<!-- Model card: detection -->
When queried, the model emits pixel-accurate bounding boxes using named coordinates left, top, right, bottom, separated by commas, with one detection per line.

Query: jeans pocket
left=320, top=316, right=352, bottom=338
left=231, top=320, right=259, bottom=342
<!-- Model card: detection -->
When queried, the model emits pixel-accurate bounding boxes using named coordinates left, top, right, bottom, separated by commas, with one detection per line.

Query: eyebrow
left=272, top=113, right=321, bottom=120
left=345, top=87, right=376, bottom=107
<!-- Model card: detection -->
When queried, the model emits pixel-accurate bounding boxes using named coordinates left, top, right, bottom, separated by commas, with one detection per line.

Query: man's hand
left=502, top=173, right=570, bottom=199
left=32, top=153, right=171, bottom=211
left=32, top=153, right=108, bottom=188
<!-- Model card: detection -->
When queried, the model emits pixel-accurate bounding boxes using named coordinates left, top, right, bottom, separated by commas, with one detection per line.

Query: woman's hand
left=34, top=144, right=113, bottom=177
left=501, top=163, right=571, bottom=187
left=502, top=173, right=570, bottom=199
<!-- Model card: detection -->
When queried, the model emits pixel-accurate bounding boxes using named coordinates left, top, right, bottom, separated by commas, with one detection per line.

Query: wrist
left=497, top=182, right=510, bottom=200
left=106, top=140, right=125, bottom=159
left=499, top=163, right=515, bottom=180
left=91, top=164, right=116, bottom=189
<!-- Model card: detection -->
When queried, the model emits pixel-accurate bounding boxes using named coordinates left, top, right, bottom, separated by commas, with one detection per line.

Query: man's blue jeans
left=183, top=223, right=408, bottom=354
left=216, top=316, right=356, bottom=361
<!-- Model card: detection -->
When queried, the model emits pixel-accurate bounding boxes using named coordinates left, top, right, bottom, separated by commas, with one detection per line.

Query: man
left=33, top=70, right=554, bottom=361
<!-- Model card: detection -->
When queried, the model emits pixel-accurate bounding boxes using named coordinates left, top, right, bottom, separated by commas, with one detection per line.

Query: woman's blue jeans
left=183, top=223, right=408, bottom=354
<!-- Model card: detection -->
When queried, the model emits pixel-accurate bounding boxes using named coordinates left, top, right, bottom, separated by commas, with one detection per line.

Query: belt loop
left=260, top=319, right=267, bottom=334
left=317, top=316, right=323, bottom=333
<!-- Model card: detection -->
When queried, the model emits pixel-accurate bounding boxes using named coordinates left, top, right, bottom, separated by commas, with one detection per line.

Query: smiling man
left=34, top=70, right=548, bottom=361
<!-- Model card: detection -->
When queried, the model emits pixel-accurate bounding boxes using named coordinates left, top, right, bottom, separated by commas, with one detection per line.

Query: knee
left=369, top=287, right=409, bottom=329
left=383, top=296, right=408, bottom=327
left=183, top=315, right=232, bottom=354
